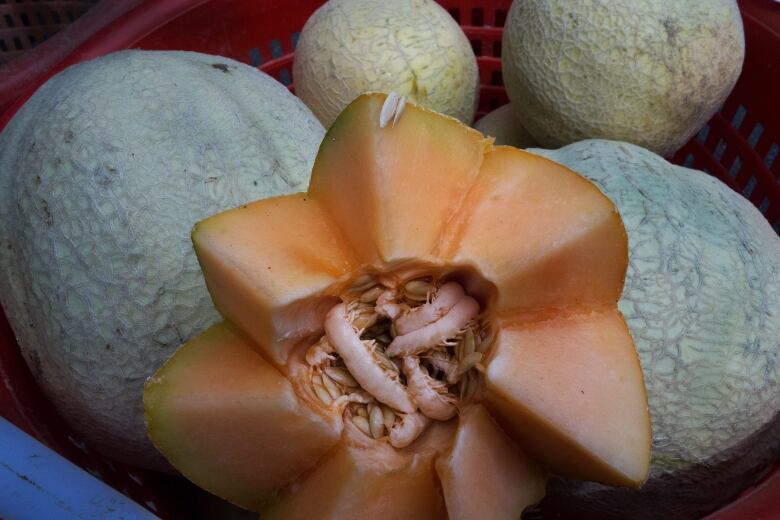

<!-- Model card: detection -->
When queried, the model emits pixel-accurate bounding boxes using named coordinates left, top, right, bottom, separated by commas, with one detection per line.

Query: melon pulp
left=143, top=322, right=342, bottom=510
left=436, top=405, right=547, bottom=520
left=144, top=93, right=651, bottom=514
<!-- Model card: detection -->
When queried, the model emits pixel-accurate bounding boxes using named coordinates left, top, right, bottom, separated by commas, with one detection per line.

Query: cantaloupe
left=502, top=0, right=745, bottom=156
left=0, top=50, right=325, bottom=469
left=144, top=94, right=651, bottom=514
left=531, top=140, right=780, bottom=518
left=474, top=104, right=538, bottom=149
left=293, top=0, right=479, bottom=127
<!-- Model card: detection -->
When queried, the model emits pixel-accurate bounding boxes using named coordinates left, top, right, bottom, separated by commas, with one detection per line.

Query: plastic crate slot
left=291, top=31, right=300, bottom=50
left=11, top=36, right=20, bottom=50
left=66, top=10, right=75, bottom=23
left=50, top=10, right=60, bottom=24
left=748, top=122, right=764, bottom=148
left=0, top=39, right=6, bottom=52
left=759, top=197, right=770, bottom=214
left=248, top=47, right=261, bottom=67
left=270, top=38, right=283, bottom=59
left=27, top=34, right=35, bottom=47
left=765, top=143, right=778, bottom=169
left=730, top=156, right=743, bottom=178
left=448, top=7, right=460, bottom=23
left=714, top=138, right=727, bottom=161
left=493, top=40, right=501, bottom=57
left=743, top=176, right=757, bottom=197
left=3, top=13, right=13, bottom=28
left=279, top=67, right=292, bottom=86
left=731, top=104, right=747, bottom=129
left=35, top=11, right=45, bottom=25
left=490, top=69, right=502, bottom=86
left=471, top=38, right=482, bottom=55
left=471, top=7, right=484, bottom=26
left=495, top=8, right=507, bottom=27
left=697, top=124, right=710, bottom=143
left=19, top=11, right=29, bottom=27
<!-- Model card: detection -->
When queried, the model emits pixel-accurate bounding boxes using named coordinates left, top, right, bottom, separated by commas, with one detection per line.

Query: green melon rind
left=531, top=139, right=780, bottom=518
left=0, top=50, right=324, bottom=469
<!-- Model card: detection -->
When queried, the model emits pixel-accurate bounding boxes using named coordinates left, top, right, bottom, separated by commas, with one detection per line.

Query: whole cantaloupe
left=503, top=1, right=745, bottom=156
left=532, top=140, right=780, bottom=518
left=0, top=50, right=324, bottom=469
left=474, top=104, right=538, bottom=149
left=293, top=0, right=479, bottom=127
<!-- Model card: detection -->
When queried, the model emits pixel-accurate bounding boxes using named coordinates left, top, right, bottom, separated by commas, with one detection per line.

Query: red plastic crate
left=0, top=0, right=778, bottom=518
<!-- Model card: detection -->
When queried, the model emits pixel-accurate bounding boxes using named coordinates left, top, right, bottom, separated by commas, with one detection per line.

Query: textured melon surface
left=474, top=104, right=538, bottom=149
left=144, top=322, right=342, bottom=510
left=0, top=50, right=324, bottom=468
left=294, top=0, right=479, bottom=127
left=436, top=405, right=547, bottom=520
left=532, top=140, right=780, bottom=518
left=503, top=0, right=744, bottom=155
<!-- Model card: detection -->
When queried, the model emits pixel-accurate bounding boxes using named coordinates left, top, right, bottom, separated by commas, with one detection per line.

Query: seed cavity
left=306, top=275, right=489, bottom=446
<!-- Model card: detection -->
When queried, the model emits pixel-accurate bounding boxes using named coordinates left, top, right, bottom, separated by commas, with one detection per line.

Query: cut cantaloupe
left=192, top=193, right=357, bottom=364
left=484, top=309, right=651, bottom=487
left=143, top=322, right=342, bottom=510
left=436, top=405, right=547, bottom=520
left=308, top=94, right=489, bottom=265
left=147, top=93, right=651, bottom=515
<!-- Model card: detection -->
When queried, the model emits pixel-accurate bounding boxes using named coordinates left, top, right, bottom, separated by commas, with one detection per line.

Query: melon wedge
left=450, top=145, right=627, bottom=315
left=192, top=193, right=357, bottom=364
left=144, top=322, right=342, bottom=510
left=308, top=94, right=489, bottom=265
left=484, top=309, right=651, bottom=487
left=436, top=405, right=547, bottom=520
left=263, top=423, right=454, bottom=519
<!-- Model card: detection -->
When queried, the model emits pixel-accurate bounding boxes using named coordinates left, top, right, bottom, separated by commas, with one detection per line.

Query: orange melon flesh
left=436, top=405, right=547, bottom=520
left=308, top=93, right=489, bottom=265
left=143, top=322, right=342, bottom=511
left=484, top=309, right=651, bottom=487
left=263, top=423, right=454, bottom=520
left=192, top=193, right=357, bottom=364
left=449, top=146, right=627, bottom=315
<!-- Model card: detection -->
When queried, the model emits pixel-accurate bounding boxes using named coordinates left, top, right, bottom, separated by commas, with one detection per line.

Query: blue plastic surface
left=0, top=417, right=157, bottom=519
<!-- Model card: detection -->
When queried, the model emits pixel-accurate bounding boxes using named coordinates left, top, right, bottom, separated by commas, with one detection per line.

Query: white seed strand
left=323, top=366, right=358, bottom=387
left=392, top=96, right=407, bottom=127
left=313, top=382, right=333, bottom=406
left=457, top=352, right=484, bottom=375
left=352, top=415, right=372, bottom=436
left=379, top=92, right=400, bottom=129
left=321, top=370, right=343, bottom=400
left=381, top=405, right=397, bottom=430
left=368, top=404, right=385, bottom=439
